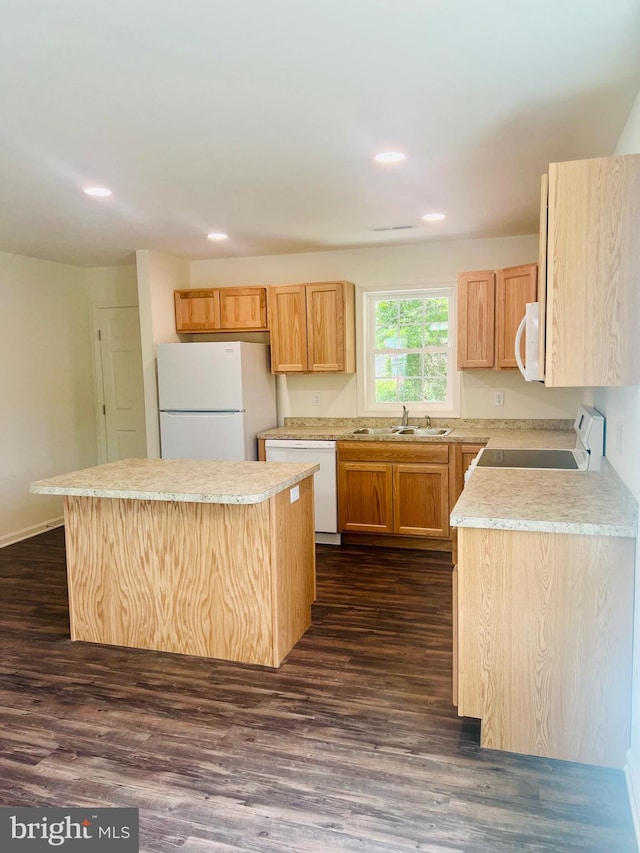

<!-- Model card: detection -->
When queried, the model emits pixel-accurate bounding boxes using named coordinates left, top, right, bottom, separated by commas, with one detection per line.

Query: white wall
left=136, top=250, right=189, bottom=457
left=190, top=234, right=582, bottom=420
left=86, top=264, right=138, bottom=309
left=599, top=88, right=640, bottom=840
left=0, top=252, right=98, bottom=546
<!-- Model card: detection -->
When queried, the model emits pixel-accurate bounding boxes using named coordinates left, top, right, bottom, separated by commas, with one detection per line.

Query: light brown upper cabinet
left=457, top=264, right=537, bottom=370
left=541, top=154, right=640, bottom=387
left=269, top=281, right=356, bottom=373
left=218, top=287, right=267, bottom=330
left=457, top=271, right=495, bottom=368
left=174, top=287, right=268, bottom=333
left=174, top=289, right=221, bottom=332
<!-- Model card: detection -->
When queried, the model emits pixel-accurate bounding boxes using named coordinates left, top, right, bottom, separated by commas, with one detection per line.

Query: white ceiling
left=1, top=0, right=640, bottom=268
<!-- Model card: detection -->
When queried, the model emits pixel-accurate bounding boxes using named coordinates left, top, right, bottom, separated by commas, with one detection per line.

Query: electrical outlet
left=312, top=392, right=321, bottom=406
left=494, top=391, right=504, bottom=407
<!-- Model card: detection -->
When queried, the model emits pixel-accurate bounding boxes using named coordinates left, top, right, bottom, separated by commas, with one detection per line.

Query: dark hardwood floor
left=0, top=528, right=636, bottom=852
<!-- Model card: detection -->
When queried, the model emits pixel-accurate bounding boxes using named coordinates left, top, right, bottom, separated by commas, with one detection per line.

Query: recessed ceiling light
left=422, top=212, right=446, bottom=222
left=207, top=232, right=229, bottom=241
left=83, top=186, right=112, bottom=197
left=374, top=151, right=406, bottom=164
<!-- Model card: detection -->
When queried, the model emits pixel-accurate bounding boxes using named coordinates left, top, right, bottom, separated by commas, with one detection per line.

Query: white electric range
left=472, top=405, right=605, bottom=473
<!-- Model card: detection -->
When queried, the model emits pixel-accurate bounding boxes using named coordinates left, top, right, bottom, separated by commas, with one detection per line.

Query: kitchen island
left=30, top=458, right=319, bottom=668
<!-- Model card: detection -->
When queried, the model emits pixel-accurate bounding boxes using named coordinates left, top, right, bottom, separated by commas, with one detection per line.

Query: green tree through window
left=368, top=290, right=454, bottom=408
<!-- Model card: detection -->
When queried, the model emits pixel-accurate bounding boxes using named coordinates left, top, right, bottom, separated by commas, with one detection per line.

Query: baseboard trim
left=341, top=532, right=453, bottom=552
left=315, top=532, right=341, bottom=545
left=0, top=517, right=64, bottom=549
left=626, top=746, right=640, bottom=847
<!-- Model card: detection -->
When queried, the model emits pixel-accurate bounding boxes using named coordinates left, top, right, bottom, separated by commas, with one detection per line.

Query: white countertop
left=258, top=420, right=577, bottom=446
left=451, top=460, right=637, bottom=537
left=30, top=458, right=320, bottom=505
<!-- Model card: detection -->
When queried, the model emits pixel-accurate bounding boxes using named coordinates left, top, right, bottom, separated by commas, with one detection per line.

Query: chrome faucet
left=401, top=405, right=409, bottom=426
left=424, top=414, right=431, bottom=428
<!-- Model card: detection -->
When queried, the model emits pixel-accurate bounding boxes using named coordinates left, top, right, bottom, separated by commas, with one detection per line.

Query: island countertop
left=30, top=457, right=320, bottom=505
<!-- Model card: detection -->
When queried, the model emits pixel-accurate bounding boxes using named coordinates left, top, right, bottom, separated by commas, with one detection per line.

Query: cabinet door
left=219, top=287, right=268, bottom=330
left=306, top=281, right=355, bottom=373
left=545, top=154, right=640, bottom=386
left=457, top=271, right=496, bottom=368
left=306, top=282, right=342, bottom=372
left=496, top=264, right=537, bottom=368
left=393, top=463, right=449, bottom=537
left=174, top=289, right=220, bottom=332
left=338, top=461, right=393, bottom=533
left=269, top=285, right=308, bottom=372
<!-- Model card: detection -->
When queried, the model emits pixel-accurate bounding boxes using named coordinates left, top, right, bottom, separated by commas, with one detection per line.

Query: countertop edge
left=449, top=460, right=637, bottom=539
left=450, top=513, right=637, bottom=538
left=30, top=463, right=320, bottom=505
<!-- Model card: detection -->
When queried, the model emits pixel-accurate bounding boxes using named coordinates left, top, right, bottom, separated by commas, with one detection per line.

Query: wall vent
left=370, top=224, right=415, bottom=232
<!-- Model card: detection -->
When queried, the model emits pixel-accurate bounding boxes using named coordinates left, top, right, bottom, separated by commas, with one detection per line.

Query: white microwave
left=515, top=302, right=543, bottom=382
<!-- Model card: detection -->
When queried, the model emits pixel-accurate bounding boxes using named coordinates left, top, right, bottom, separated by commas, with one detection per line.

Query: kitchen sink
left=349, top=427, right=399, bottom=435
left=392, top=427, right=452, bottom=436
left=348, top=426, right=452, bottom=437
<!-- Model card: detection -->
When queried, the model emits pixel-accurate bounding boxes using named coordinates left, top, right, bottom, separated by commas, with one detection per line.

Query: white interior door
left=98, top=306, right=147, bottom=461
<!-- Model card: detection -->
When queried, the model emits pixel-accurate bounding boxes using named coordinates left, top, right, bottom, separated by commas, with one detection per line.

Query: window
left=362, top=287, right=459, bottom=416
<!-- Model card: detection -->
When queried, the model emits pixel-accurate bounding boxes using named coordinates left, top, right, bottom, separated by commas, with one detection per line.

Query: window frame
left=359, top=284, right=460, bottom=418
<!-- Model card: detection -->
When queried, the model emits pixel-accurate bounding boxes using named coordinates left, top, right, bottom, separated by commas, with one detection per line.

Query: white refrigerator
left=157, top=341, right=277, bottom=461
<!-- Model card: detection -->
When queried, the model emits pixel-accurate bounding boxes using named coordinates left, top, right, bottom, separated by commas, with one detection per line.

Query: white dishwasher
left=265, top=439, right=339, bottom=544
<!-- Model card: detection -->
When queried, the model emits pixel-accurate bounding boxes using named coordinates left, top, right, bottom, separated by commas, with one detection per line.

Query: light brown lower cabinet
left=393, top=463, right=449, bottom=537
left=451, top=443, right=485, bottom=565
left=337, top=441, right=450, bottom=539
left=452, top=443, right=485, bottom=503
left=455, top=525, right=635, bottom=768
left=338, top=461, right=393, bottom=534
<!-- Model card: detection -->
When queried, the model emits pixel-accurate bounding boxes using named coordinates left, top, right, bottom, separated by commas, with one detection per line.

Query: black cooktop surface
left=477, top=448, right=579, bottom=470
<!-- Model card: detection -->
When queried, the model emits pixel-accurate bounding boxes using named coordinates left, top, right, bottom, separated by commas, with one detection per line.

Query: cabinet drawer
left=337, top=440, right=449, bottom=464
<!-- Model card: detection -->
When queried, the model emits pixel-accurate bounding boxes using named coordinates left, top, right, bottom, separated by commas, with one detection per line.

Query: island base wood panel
left=63, top=479, right=315, bottom=668
left=457, top=526, right=634, bottom=768
left=271, top=483, right=316, bottom=661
